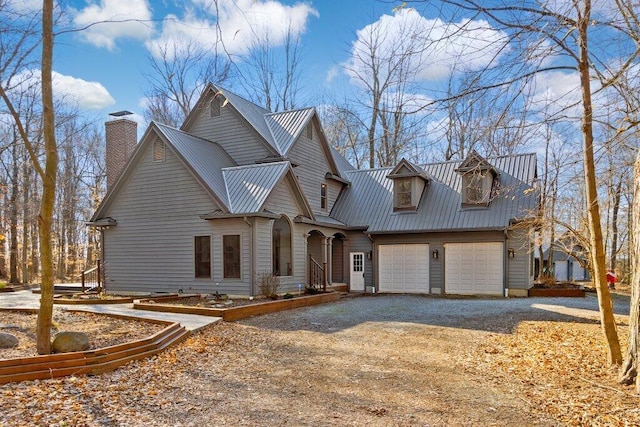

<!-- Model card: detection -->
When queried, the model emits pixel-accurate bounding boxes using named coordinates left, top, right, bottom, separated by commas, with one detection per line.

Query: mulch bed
left=0, top=309, right=165, bottom=360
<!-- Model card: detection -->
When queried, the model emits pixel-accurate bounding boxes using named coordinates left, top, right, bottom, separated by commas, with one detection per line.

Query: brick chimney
left=105, top=111, right=137, bottom=191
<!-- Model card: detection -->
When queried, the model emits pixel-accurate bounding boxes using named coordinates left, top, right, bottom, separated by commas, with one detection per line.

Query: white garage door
left=445, top=242, right=503, bottom=295
left=378, top=244, right=429, bottom=293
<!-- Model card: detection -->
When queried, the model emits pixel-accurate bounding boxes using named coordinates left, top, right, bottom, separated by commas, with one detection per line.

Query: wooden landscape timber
left=134, top=292, right=342, bottom=321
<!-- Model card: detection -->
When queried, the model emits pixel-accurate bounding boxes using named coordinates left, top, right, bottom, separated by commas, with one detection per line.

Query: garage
left=445, top=242, right=504, bottom=295
left=378, top=244, right=429, bottom=293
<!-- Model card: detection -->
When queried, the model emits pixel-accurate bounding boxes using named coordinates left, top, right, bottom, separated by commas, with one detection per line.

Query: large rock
left=51, top=331, right=90, bottom=353
left=0, top=332, right=18, bottom=348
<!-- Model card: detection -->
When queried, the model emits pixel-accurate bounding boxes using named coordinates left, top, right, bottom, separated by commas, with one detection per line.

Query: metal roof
left=155, top=122, right=237, bottom=210
left=265, top=108, right=315, bottom=155
left=330, top=145, right=356, bottom=176
left=222, top=162, right=290, bottom=214
left=213, top=86, right=278, bottom=153
left=331, top=153, right=539, bottom=233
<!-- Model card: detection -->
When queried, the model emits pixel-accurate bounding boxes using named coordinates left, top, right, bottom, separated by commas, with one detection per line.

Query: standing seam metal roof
left=265, top=108, right=315, bottom=155
left=222, top=162, right=290, bottom=214
left=330, top=153, right=538, bottom=233
left=155, top=122, right=237, bottom=210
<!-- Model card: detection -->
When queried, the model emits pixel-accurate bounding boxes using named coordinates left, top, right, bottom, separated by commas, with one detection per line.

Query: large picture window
left=194, top=236, right=211, bottom=278
left=223, top=235, right=241, bottom=279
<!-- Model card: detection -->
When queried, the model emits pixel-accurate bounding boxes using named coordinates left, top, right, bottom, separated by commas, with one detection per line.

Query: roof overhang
left=86, top=217, right=117, bottom=228
left=200, top=211, right=281, bottom=220
left=325, top=172, right=350, bottom=186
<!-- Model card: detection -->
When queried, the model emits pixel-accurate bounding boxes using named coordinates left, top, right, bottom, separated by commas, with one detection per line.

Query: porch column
left=303, top=233, right=310, bottom=285
left=321, top=236, right=331, bottom=290
left=326, top=236, right=334, bottom=285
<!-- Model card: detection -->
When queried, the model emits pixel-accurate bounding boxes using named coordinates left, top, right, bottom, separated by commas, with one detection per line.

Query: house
left=88, top=83, right=539, bottom=297
left=539, top=235, right=591, bottom=282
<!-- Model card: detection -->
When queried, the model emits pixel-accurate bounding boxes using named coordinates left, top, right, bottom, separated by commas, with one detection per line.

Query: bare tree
left=409, top=0, right=640, bottom=366
left=143, top=40, right=232, bottom=127
left=241, top=22, right=303, bottom=112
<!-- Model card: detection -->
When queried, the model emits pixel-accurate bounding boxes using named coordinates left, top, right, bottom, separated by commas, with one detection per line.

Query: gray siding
left=102, top=139, right=251, bottom=295
left=187, top=99, right=272, bottom=165
left=288, top=124, right=342, bottom=214
left=507, top=228, right=534, bottom=290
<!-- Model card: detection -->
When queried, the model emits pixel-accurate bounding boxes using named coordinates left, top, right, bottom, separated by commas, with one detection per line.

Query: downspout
left=100, top=228, right=106, bottom=293
left=243, top=217, right=256, bottom=296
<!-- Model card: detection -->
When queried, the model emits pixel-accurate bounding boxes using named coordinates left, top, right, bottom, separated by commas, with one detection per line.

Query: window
left=306, top=122, right=313, bottom=139
left=463, top=173, right=485, bottom=204
left=272, top=217, right=292, bottom=276
left=396, top=177, right=412, bottom=208
left=210, top=96, right=221, bottom=117
left=223, top=235, right=241, bottom=279
left=320, top=183, right=327, bottom=210
left=153, top=139, right=165, bottom=162
left=194, top=236, right=211, bottom=278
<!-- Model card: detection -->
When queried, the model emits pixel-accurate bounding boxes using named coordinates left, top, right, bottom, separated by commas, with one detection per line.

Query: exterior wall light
left=432, top=249, right=439, bottom=259
left=508, top=248, right=515, bottom=258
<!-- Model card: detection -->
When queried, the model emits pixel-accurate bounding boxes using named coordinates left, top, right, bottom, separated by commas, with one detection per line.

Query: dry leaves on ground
left=463, top=318, right=638, bottom=426
left=0, top=310, right=165, bottom=359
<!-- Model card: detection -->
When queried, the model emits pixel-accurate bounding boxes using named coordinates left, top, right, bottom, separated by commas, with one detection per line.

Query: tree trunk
left=610, top=179, right=622, bottom=271
left=36, top=0, right=57, bottom=355
left=620, top=151, right=640, bottom=388
left=577, top=1, right=621, bottom=365
left=9, top=142, right=19, bottom=284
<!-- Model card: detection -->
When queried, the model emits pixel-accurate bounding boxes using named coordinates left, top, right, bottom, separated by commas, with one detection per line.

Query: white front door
left=350, top=252, right=365, bottom=291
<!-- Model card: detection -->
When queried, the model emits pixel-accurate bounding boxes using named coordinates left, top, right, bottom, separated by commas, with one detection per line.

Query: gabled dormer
left=387, top=159, right=430, bottom=212
left=455, top=150, right=498, bottom=208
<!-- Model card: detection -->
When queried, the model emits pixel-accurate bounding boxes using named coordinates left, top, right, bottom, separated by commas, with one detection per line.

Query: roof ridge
left=264, top=106, right=315, bottom=117
left=222, top=161, right=290, bottom=171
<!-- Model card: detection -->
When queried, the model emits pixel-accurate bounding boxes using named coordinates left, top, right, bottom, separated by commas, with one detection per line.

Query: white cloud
left=145, top=0, right=318, bottom=59
left=325, top=66, right=339, bottom=85
left=52, top=72, right=115, bottom=109
left=344, top=9, right=508, bottom=86
left=5, top=0, right=43, bottom=14
left=71, top=0, right=153, bottom=50
left=8, top=70, right=115, bottom=110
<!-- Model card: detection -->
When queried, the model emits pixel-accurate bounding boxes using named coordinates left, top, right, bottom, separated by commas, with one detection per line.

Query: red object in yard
left=606, top=270, right=617, bottom=289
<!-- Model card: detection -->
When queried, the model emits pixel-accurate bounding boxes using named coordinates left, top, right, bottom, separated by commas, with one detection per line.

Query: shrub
left=304, top=285, right=319, bottom=295
left=283, top=293, right=293, bottom=299
left=258, top=272, right=280, bottom=299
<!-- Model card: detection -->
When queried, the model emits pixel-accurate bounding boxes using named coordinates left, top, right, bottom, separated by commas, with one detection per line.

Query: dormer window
left=456, top=150, right=498, bottom=208
left=387, top=159, right=430, bottom=212
left=396, top=177, right=412, bottom=208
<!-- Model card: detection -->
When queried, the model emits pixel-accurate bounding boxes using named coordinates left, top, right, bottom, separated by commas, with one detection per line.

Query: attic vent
left=210, top=96, right=221, bottom=117
left=306, top=122, right=313, bottom=139
left=153, top=139, right=165, bottom=162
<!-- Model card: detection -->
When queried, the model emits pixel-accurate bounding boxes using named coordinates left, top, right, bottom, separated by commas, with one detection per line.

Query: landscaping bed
left=134, top=292, right=341, bottom=321
left=529, top=282, right=586, bottom=297
left=0, top=308, right=165, bottom=360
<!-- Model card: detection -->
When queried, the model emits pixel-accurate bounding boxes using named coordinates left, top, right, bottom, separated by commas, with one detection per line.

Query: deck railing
left=81, top=260, right=102, bottom=292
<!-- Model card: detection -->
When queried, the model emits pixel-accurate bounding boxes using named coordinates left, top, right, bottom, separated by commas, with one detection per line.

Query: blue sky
left=8, top=0, right=622, bottom=154
left=49, top=0, right=409, bottom=122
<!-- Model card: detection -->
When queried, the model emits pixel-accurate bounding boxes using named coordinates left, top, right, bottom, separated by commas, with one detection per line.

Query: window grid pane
left=223, top=235, right=241, bottom=279
left=194, top=236, right=211, bottom=278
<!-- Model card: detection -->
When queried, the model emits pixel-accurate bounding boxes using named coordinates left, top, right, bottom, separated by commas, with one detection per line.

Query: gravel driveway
left=1, top=292, right=631, bottom=426
left=241, top=292, right=630, bottom=333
